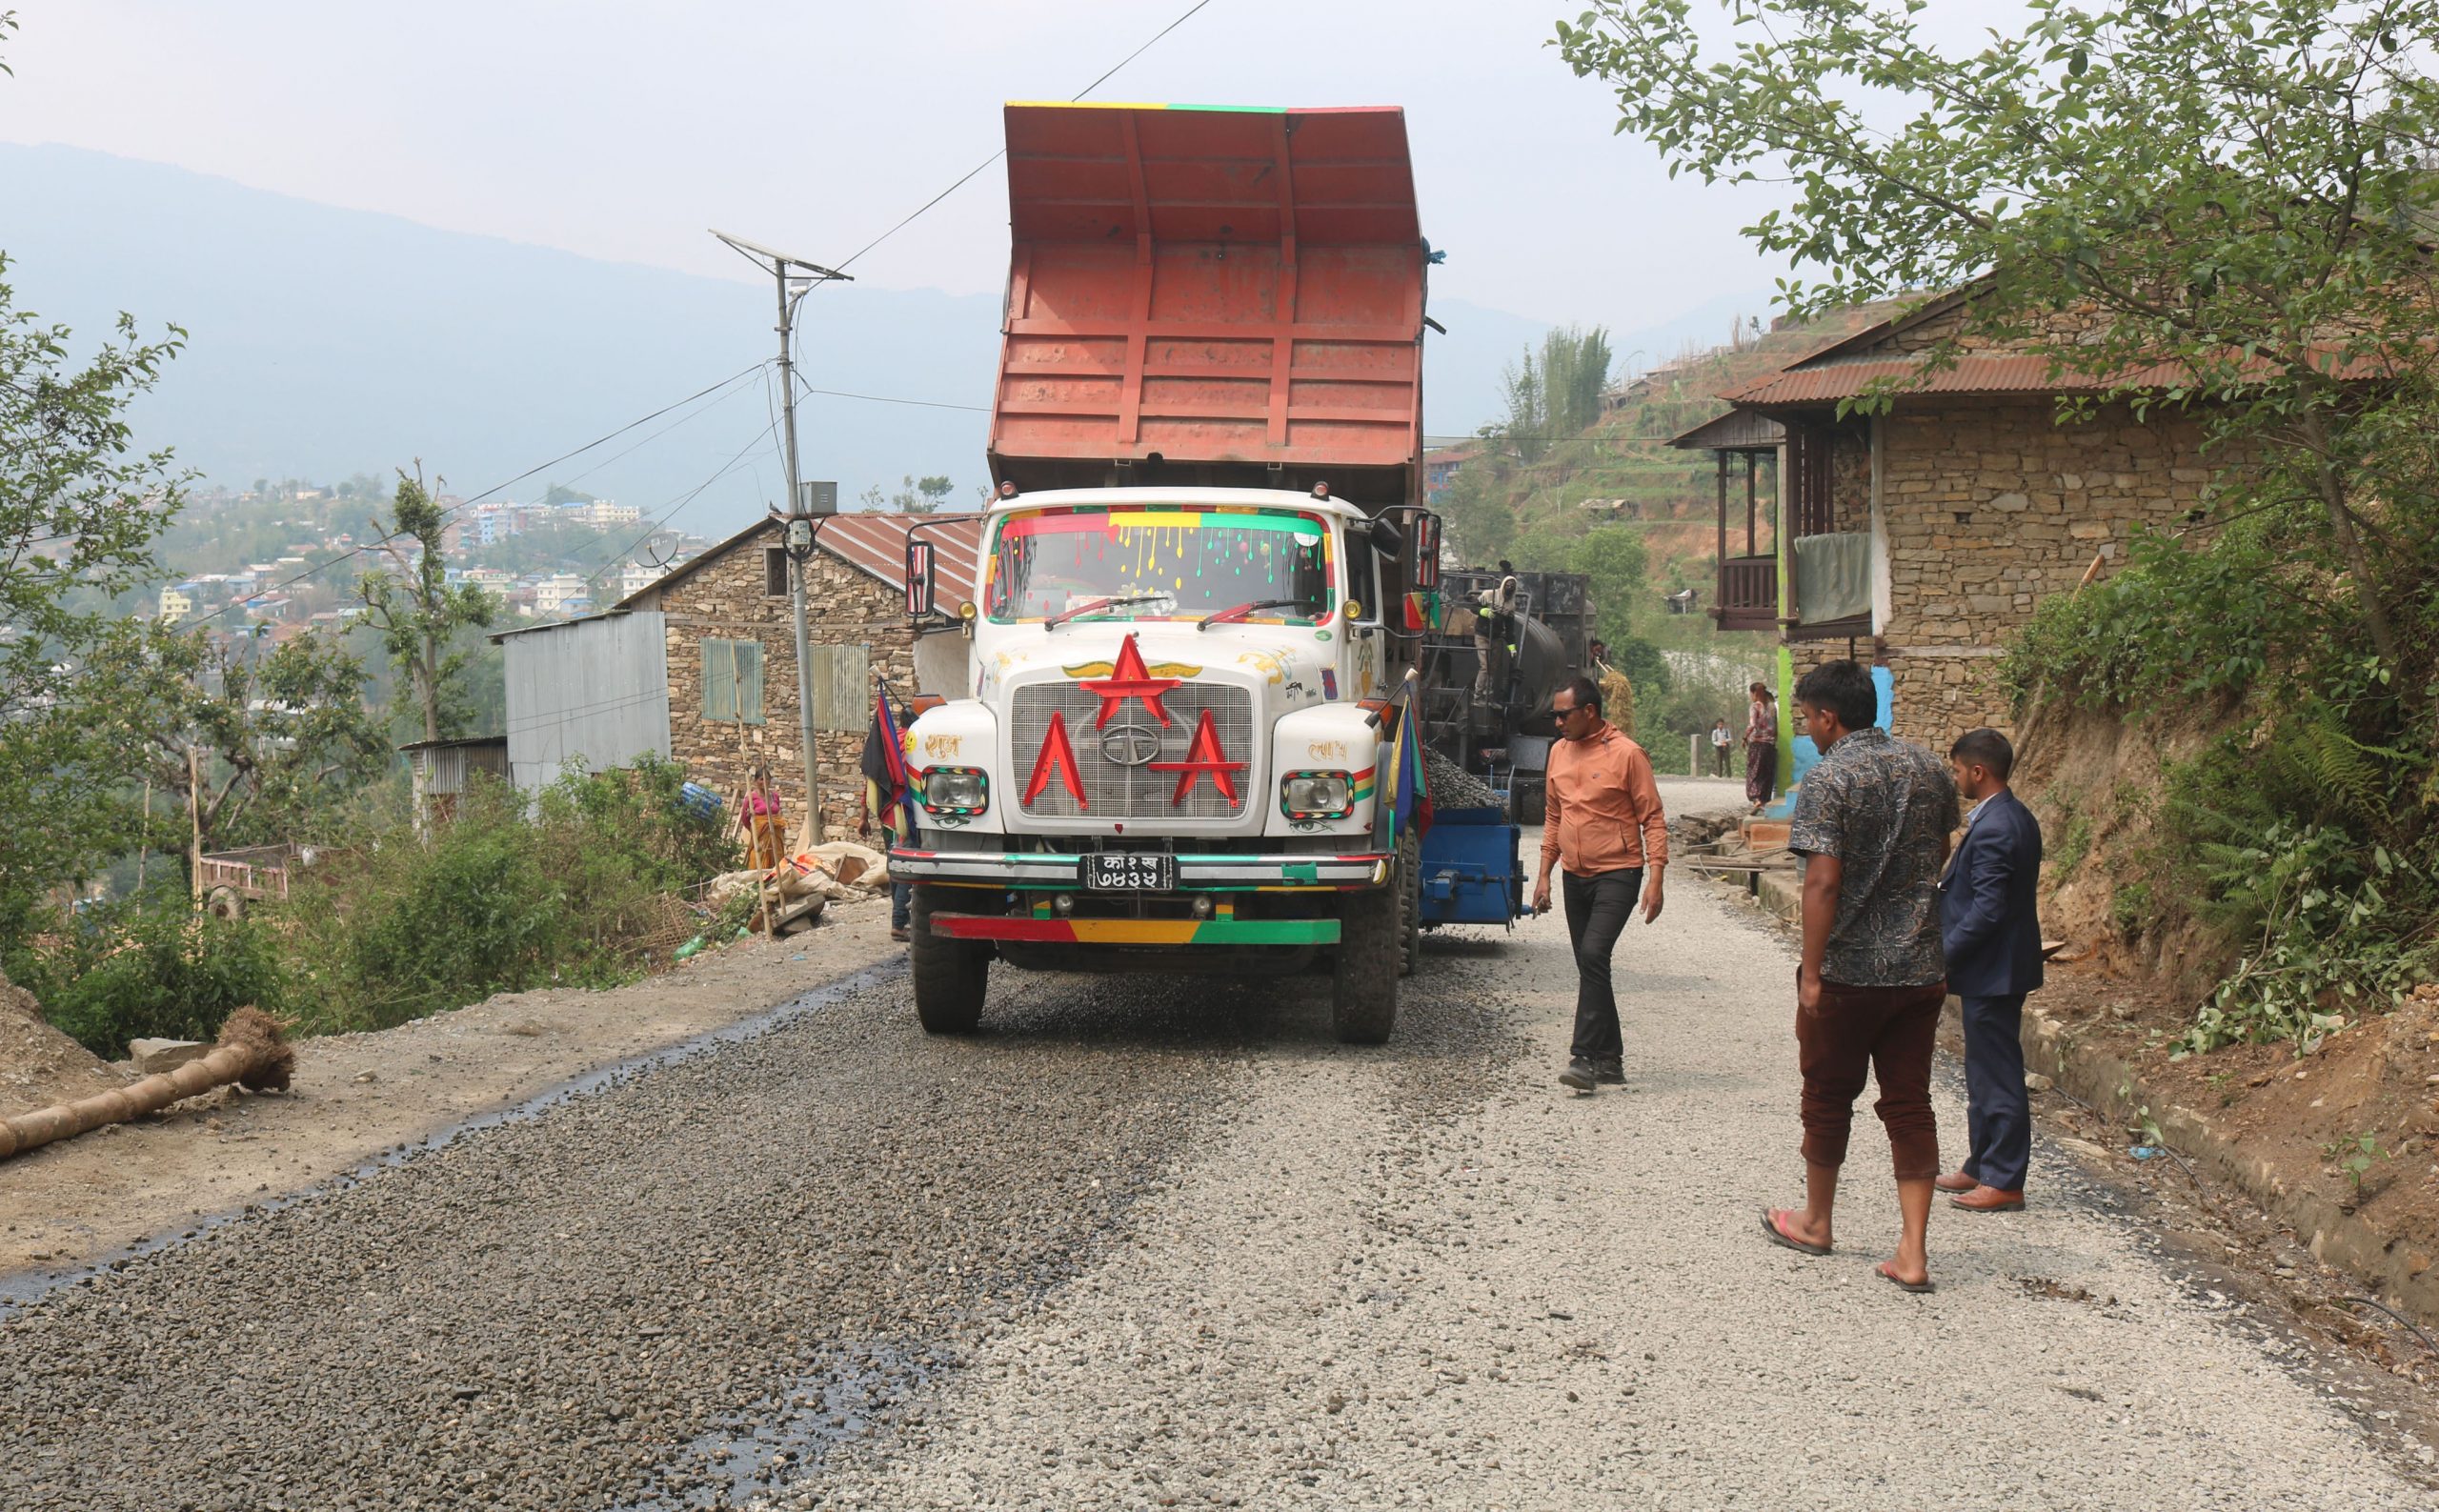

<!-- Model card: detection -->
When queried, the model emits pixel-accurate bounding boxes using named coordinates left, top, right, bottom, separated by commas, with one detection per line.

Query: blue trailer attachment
left=1418, top=804, right=1524, bottom=927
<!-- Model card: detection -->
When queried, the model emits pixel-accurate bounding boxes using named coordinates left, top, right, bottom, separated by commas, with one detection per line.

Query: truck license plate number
left=1081, top=854, right=1177, bottom=892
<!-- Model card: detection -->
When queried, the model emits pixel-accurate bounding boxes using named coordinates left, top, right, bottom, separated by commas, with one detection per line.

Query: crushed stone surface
left=1, top=782, right=2429, bottom=1509
left=1424, top=752, right=1501, bottom=812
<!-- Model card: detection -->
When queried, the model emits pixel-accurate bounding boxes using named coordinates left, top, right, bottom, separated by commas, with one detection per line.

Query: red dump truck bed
left=990, top=103, right=1427, bottom=507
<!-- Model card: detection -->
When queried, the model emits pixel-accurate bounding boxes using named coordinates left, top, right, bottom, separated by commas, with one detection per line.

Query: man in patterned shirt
left=1760, top=659, right=1959, bottom=1294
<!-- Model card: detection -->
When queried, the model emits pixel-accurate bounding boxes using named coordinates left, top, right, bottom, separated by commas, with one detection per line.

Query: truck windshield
left=985, top=506, right=1336, bottom=625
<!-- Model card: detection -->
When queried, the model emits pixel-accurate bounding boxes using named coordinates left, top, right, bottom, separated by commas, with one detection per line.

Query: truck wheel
left=909, top=888, right=987, bottom=1035
left=1332, top=871, right=1400, bottom=1045
left=1396, top=828, right=1421, bottom=978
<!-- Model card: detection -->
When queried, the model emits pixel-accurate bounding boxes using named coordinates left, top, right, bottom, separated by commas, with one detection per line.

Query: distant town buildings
left=534, top=573, right=589, bottom=617
left=1422, top=446, right=1481, bottom=503
left=145, top=483, right=715, bottom=641
left=618, top=560, right=664, bottom=599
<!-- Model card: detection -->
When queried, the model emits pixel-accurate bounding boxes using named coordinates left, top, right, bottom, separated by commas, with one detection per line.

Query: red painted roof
left=1725, top=349, right=2390, bottom=408
left=816, top=513, right=985, bottom=607
left=1724, top=355, right=2086, bottom=406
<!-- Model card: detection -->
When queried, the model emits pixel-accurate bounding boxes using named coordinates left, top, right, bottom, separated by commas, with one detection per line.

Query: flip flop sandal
left=1760, top=1207, right=1829, bottom=1257
left=1877, top=1261, right=1935, bottom=1295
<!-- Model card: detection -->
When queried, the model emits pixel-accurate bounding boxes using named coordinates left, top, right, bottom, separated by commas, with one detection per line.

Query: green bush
left=285, top=755, right=736, bottom=1034
left=2172, top=819, right=2435, bottom=1057
left=2001, top=525, right=2300, bottom=715
left=24, top=897, right=291, bottom=1058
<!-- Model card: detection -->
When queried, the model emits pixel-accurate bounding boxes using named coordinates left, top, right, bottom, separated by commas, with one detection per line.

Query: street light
left=713, top=229, right=852, bottom=843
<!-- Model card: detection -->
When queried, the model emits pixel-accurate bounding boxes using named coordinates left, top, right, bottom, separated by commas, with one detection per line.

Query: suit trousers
left=1562, top=868, right=1642, bottom=1063
left=1797, top=977, right=1945, bottom=1179
left=1961, top=992, right=2031, bottom=1192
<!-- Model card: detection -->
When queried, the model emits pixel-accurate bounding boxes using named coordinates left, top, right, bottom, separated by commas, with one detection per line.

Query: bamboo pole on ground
left=0, top=1008, right=293, bottom=1162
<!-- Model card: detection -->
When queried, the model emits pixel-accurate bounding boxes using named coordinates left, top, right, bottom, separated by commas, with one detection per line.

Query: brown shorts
left=1796, top=976, right=1946, bottom=1179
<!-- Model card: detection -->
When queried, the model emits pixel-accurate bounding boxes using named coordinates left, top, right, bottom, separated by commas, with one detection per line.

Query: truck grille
left=1012, top=681, right=1256, bottom=820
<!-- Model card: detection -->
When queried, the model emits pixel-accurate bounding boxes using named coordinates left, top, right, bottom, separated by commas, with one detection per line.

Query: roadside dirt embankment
left=0, top=897, right=907, bottom=1284
left=2011, top=696, right=2439, bottom=1328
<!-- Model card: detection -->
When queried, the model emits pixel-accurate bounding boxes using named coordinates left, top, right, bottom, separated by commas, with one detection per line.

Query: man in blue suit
left=1936, top=729, right=2044, bottom=1213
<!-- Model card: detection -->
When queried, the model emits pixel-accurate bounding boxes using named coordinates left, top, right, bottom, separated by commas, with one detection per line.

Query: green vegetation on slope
left=1436, top=310, right=1900, bottom=769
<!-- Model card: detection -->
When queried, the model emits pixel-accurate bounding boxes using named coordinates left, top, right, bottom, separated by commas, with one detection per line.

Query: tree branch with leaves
left=1555, top=0, right=2439, bottom=668
left=358, top=464, right=495, bottom=743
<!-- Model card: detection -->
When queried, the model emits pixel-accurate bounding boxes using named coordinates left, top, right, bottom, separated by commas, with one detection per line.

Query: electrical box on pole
left=799, top=481, right=837, bottom=516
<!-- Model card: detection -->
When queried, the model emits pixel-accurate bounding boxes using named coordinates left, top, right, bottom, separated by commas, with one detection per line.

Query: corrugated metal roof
left=609, top=513, right=988, bottom=613
left=1724, top=354, right=2086, bottom=406
left=1726, top=348, right=2388, bottom=408
left=816, top=513, right=985, bottom=608
left=1666, top=409, right=1786, bottom=452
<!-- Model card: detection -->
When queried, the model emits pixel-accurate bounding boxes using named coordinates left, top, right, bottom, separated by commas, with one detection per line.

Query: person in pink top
left=736, top=767, right=787, bottom=871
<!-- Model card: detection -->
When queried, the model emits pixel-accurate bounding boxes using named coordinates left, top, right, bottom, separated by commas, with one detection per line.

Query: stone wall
left=651, top=522, right=921, bottom=840
left=1874, top=397, right=2216, bottom=747
left=1828, top=421, right=1871, bottom=534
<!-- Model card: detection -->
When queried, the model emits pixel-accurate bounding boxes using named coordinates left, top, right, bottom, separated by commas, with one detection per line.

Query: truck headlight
left=921, top=767, right=989, bottom=816
left=1280, top=771, right=1354, bottom=820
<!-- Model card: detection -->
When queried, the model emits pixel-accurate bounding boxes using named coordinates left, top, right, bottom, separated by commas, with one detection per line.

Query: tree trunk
left=418, top=636, right=440, bottom=745
left=2298, top=406, right=2400, bottom=669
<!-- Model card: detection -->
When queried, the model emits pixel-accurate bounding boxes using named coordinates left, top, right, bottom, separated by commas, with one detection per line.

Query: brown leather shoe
left=1933, top=1170, right=1977, bottom=1194
left=1949, top=1184, right=2025, bottom=1212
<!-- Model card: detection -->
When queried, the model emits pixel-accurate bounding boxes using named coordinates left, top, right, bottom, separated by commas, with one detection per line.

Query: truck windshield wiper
left=1044, top=593, right=1167, bottom=631
left=1197, top=597, right=1306, bottom=631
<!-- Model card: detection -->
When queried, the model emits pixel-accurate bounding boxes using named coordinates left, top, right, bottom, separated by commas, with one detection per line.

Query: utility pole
left=713, top=230, right=851, bottom=844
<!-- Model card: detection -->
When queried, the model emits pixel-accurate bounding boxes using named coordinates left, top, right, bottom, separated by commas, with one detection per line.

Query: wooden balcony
left=1712, top=554, right=1778, bottom=633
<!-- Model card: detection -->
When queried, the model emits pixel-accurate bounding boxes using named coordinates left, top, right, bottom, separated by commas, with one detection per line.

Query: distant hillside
left=0, top=143, right=1550, bottom=536
left=1439, top=298, right=1910, bottom=603
left=1427, top=300, right=1912, bottom=762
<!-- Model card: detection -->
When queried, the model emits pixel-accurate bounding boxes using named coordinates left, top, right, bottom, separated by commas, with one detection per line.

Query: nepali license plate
left=1080, top=853, right=1177, bottom=893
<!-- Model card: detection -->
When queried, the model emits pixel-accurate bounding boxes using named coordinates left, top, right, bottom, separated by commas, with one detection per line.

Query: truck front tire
left=1332, top=863, right=1401, bottom=1044
left=1396, top=827, right=1421, bottom=978
left=910, top=887, right=988, bottom=1035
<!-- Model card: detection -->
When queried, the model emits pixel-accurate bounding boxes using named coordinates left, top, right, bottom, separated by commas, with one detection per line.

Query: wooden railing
left=195, top=853, right=292, bottom=901
left=1713, top=555, right=1778, bottom=632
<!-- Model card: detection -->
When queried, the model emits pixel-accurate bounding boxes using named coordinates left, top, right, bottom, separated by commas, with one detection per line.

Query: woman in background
left=738, top=767, right=787, bottom=870
left=1744, top=682, right=1779, bottom=814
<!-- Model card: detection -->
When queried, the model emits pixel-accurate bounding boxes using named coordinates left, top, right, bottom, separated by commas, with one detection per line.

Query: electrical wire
left=589, top=417, right=781, bottom=575
left=190, top=363, right=770, bottom=627
left=821, top=0, right=1220, bottom=276
left=792, top=373, right=991, bottom=414
left=556, top=373, right=767, bottom=492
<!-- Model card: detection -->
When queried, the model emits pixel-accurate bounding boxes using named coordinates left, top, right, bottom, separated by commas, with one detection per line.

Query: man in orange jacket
left=1532, top=675, right=1667, bottom=1093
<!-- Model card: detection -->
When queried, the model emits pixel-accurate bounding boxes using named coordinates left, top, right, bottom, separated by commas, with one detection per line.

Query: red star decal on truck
left=1077, top=633, right=1180, bottom=729
left=1149, top=707, right=1246, bottom=806
left=1024, top=711, right=1088, bottom=807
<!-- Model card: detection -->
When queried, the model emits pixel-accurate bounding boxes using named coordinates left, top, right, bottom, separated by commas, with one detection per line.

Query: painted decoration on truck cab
left=1073, top=634, right=1181, bottom=730
left=983, top=505, right=1337, bottom=627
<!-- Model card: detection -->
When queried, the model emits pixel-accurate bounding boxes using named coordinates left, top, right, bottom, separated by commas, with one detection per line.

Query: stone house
left=1674, top=289, right=2222, bottom=756
left=496, top=513, right=980, bottom=838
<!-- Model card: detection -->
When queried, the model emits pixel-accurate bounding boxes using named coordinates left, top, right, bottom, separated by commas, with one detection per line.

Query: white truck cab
left=892, top=100, right=1441, bottom=1041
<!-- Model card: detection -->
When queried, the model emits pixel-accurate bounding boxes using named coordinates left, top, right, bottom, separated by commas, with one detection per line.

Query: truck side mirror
left=1412, top=514, right=1442, bottom=591
left=1367, top=515, right=1405, bottom=558
left=905, top=539, right=936, bottom=618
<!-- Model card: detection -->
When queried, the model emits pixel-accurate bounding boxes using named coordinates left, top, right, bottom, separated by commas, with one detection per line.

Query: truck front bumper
left=926, top=914, right=1340, bottom=946
left=888, top=846, right=1390, bottom=892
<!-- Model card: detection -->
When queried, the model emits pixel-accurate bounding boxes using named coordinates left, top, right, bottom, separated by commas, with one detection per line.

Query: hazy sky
left=0, top=0, right=1804, bottom=346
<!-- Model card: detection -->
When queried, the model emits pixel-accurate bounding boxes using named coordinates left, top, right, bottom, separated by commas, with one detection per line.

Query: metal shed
left=399, top=735, right=513, bottom=833
left=495, top=610, right=673, bottom=792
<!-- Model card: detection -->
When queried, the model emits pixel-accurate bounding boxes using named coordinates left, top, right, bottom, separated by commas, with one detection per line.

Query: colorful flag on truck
left=1381, top=675, right=1432, bottom=844
left=861, top=688, right=916, bottom=838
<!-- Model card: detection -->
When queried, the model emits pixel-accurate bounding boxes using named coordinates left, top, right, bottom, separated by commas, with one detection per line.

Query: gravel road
left=2, top=783, right=2430, bottom=1509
